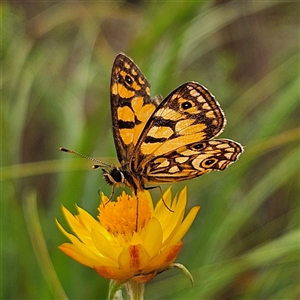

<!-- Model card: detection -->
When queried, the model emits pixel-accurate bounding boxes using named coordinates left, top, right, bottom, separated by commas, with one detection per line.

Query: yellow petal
left=118, top=244, right=151, bottom=274
left=131, top=231, right=144, bottom=246
left=59, top=243, right=102, bottom=268
left=57, top=219, right=116, bottom=267
left=159, top=187, right=189, bottom=245
left=165, top=206, right=200, bottom=247
left=154, top=187, right=172, bottom=223
left=160, top=201, right=185, bottom=245
left=178, top=186, right=187, bottom=204
left=137, top=190, right=154, bottom=213
left=95, top=264, right=132, bottom=281
left=56, top=218, right=85, bottom=245
left=61, top=206, right=90, bottom=238
left=144, top=242, right=183, bottom=273
left=154, top=187, right=187, bottom=237
left=91, top=228, right=120, bottom=262
left=76, top=205, right=109, bottom=237
left=141, top=217, right=163, bottom=257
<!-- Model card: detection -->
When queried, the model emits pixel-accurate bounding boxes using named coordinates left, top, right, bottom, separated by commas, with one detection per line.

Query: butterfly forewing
left=110, top=54, right=161, bottom=164
left=133, top=82, right=226, bottom=169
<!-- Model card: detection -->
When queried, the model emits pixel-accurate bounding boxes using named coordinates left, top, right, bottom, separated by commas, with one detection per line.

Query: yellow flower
left=56, top=187, right=200, bottom=283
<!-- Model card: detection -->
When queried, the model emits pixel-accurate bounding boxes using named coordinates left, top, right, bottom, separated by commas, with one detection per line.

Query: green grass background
left=2, top=1, right=299, bottom=299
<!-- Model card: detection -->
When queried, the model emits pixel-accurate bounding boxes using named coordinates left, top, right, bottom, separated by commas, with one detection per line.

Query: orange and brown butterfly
left=61, top=53, right=243, bottom=195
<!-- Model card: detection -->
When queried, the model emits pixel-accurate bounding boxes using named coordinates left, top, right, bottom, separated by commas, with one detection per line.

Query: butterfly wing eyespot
left=201, top=158, right=218, bottom=168
left=125, top=75, right=133, bottom=85
left=191, top=143, right=205, bottom=150
left=181, top=101, right=193, bottom=110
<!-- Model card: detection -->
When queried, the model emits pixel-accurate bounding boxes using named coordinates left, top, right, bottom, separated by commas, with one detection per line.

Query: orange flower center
left=98, top=191, right=152, bottom=238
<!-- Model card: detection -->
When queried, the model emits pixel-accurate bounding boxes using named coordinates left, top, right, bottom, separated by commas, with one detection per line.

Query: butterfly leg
left=97, top=184, right=115, bottom=206
left=145, top=186, right=174, bottom=213
left=136, top=195, right=139, bottom=232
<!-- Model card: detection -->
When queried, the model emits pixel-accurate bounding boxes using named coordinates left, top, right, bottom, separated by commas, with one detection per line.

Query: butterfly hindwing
left=110, top=54, right=162, bottom=164
left=138, top=139, right=243, bottom=183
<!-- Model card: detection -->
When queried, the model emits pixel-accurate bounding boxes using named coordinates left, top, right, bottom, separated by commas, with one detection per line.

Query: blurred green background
left=2, top=1, right=299, bottom=299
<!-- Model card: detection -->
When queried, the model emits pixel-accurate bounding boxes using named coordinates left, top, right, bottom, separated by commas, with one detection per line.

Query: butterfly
left=61, top=53, right=243, bottom=195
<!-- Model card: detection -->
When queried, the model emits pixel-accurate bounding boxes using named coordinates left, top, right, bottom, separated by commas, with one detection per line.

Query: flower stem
left=126, top=280, right=145, bottom=300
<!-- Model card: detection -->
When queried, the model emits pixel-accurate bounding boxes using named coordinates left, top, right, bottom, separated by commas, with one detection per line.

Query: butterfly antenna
left=59, top=147, right=110, bottom=168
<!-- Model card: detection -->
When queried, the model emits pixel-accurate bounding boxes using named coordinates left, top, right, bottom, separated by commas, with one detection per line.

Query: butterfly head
left=102, top=167, right=125, bottom=187
left=102, top=165, right=145, bottom=195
